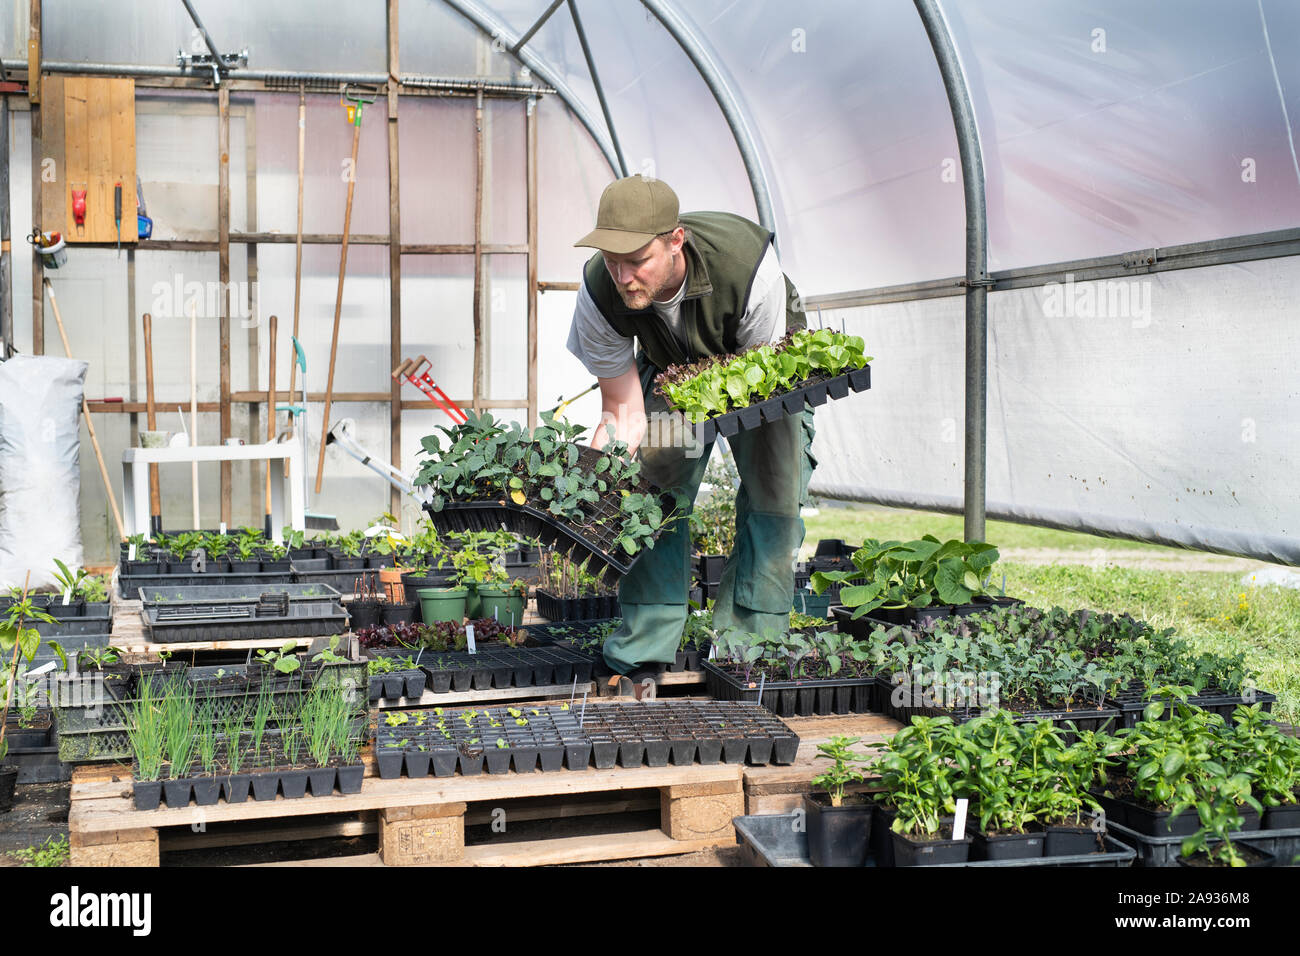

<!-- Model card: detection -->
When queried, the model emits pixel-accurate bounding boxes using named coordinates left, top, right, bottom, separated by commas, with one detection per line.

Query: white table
left=121, top=442, right=305, bottom=540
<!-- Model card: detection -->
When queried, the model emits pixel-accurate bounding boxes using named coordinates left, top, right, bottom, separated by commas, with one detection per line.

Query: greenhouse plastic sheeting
left=0, top=357, right=88, bottom=590
left=808, top=256, right=1300, bottom=565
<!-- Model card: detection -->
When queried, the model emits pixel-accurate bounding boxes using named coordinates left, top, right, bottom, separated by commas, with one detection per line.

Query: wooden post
left=143, top=313, right=161, bottom=530
left=387, top=0, right=403, bottom=517
left=27, top=0, right=40, bottom=106
left=43, top=280, right=126, bottom=540
left=30, top=102, right=43, bottom=355
left=265, top=314, right=277, bottom=521
left=472, top=87, right=484, bottom=416
left=526, top=97, right=538, bottom=428
left=218, top=85, right=232, bottom=526
left=316, top=108, right=364, bottom=494
left=290, top=84, right=305, bottom=396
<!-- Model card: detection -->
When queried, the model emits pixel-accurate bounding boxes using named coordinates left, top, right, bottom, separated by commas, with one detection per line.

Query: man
left=566, top=174, right=816, bottom=696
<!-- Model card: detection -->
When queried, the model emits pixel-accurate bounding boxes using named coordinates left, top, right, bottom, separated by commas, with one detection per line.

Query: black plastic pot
left=695, top=738, right=723, bottom=765
left=344, top=600, right=382, bottom=630
left=307, top=767, right=337, bottom=796
left=383, top=602, right=419, bottom=626
left=668, top=738, right=696, bottom=766
left=376, top=749, right=405, bottom=779
left=892, top=825, right=972, bottom=867
left=564, top=741, right=592, bottom=770
left=617, top=741, right=645, bottom=768
left=428, top=670, right=454, bottom=694
left=512, top=745, right=541, bottom=773
left=1263, top=803, right=1300, bottom=830
left=222, top=774, right=252, bottom=804
left=337, top=764, right=364, bottom=794
left=132, top=779, right=162, bottom=811
left=643, top=739, right=671, bottom=768
left=279, top=769, right=309, bottom=799
left=485, top=747, right=512, bottom=774
left=430, top=749, right=458, bottom=778
left=250, top=770, right=280, bottom=801
left=1095, top=792, right=1197, bottom=837
left=870, top=806, right=896, bottom=867
left=537, top=743, right=565, bottom=772
left=162, top=778, right=192, bottom=809
left=1044, top=823, right=1104, bottom=856
left=458, top=747, right=485, bottom=776
left=590, top=739, right=618, bottom=770
left=191, top=776, right=221, bottom=806
left=404, top=750, right=431, bottom=779
left=805, top=792, right=873, bottom=867
left=1176, top=840, right=1275, bottom=868
left=382, top=675, right=405, bottom=700
left=971, top=828, right=1045, bottom=861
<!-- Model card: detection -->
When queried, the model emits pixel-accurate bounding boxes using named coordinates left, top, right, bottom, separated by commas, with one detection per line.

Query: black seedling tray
left=139, top=584, right=346, bottom=642
left=1104, top=681, right=1277, bottom=729
left=684, top=365, right=871, bottom=446
left=404, top=645, right=596, bottom=693
left=577, top=701, right=798, bottom=768
left=535, top=589, right=620, bottom=622
left=701, top=659, right=875, bottom=718
left=33, top=602, right=112, bottom=637
left=425, top=500, right=650, bottom=578
left=734, top=813, right=1135, bottom=868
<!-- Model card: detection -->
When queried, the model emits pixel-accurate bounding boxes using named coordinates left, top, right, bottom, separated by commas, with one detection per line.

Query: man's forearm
left=593, top=404, right=647, bottom=455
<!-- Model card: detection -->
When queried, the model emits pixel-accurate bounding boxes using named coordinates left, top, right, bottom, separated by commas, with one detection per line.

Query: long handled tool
left=391, top=355, right=468, bottom=424
left=282, top=335, right=339, bottom=531
left=290, top=84, right=306, bottom=397
left=325, top=418, right=426, bottom=499
left=42, top=279, right=126, bottom=541
left=264, top=314, right=278, bottom=532
left=315, top=84, right=378, bottom=495
left=189, top=299, right=199, bottom=530
left=142, top=311, right=162, bottom=534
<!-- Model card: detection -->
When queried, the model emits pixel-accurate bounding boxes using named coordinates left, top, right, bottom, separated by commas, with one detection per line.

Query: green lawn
left=799, top=504, right=1300, bottom=723
left=803, top=503, right=1173, bottom=553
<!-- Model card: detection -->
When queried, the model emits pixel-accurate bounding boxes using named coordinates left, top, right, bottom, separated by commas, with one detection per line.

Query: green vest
left=582, top=211, right=806, bottom=372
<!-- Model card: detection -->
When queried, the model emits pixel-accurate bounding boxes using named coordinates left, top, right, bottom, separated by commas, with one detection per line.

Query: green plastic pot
left=417, top=587, right=468, bottom=624
left=473, top=585, right=526, bottom=627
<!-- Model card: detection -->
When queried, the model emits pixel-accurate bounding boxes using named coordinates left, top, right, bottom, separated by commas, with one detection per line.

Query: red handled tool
left=391, top=355, right=468, bottom=424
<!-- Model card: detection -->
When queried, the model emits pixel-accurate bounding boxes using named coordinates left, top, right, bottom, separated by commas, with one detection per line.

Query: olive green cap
left=574, top=175, right=680, bottom=254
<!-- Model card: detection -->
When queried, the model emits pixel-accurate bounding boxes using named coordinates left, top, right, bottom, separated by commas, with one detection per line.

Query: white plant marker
left=465, top=623, right=476, bottom=654
left=953, top=797, right=969, bottom=840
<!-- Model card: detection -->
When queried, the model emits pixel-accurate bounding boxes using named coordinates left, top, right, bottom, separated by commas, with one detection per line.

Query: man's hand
left=594, top=366, right=646, bottom=455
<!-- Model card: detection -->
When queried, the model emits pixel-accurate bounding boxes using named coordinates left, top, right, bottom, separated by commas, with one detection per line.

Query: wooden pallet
left=68, top=754, right=744, bottom=867
left=741, top=713, right=901, bottom=815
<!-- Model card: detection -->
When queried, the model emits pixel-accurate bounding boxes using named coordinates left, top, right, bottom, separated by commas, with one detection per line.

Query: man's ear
left=668, top=226, right=686, bottom=255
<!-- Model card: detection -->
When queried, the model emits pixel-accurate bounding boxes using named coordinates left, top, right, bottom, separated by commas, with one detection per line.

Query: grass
left=9, top=835, right=69, bottom=867
left=1002, top=563, right=1300, bottom=724
left=798, top=504, right=1300, bottom=724
left=803, top=502, right=1178, bottom=554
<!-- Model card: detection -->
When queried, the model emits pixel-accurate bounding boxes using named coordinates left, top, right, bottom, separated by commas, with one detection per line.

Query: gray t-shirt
left=566, top=244, right=787, bottom=378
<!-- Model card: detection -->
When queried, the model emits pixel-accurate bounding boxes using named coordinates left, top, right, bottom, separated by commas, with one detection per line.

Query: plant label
left=62, top=586, right=72, bottom=605
left=128, top=544, right=136, bottom=561
left=953, top=797, right=968, bottom=838
left=465, top=624, right=477, bottom=654
left=219, top=522, right=227, bottom=535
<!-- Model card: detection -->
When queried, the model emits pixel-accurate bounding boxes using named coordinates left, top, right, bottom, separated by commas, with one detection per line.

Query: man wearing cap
left=567, top=174, right=816, bottom=695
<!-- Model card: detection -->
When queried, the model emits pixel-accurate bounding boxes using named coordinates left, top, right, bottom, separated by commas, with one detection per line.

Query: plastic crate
left=734, top=813, right=1136, bottom=867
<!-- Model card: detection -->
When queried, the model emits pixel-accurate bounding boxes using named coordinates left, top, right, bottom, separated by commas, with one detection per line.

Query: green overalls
left=581, top=212, right=817, bottom=674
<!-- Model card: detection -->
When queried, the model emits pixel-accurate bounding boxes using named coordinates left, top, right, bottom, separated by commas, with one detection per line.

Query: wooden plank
left=657, top=670, right=704, bottom=686
left=63, top=75, right=88, bottom=242
left=85, top=79, right=113, bottom=243
left=465, top=828, right=727, bottom=867
left=26, top=0, right=40, bottom=104
left=30, top=102, right=42, bottom=354
left=71, top=831, right=158, bottom=867
left=39, top=74, right=64, bottom=235
left=70, top=763, right=743, bottom=833
left=242, top=852, right=385, bottom=867
left=661, top=785, right=743, bottom=842
left=526, top=96, right=538, bottom=427
left=165, top=815, right=375, bottom=851
left=537, top=281, right=580, bottom=292
left=218, top=85, right=232, bottom=524
left=109, top=78, right=138, bottom=242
